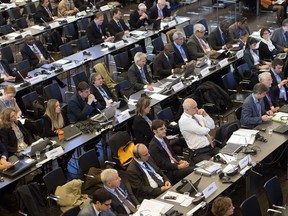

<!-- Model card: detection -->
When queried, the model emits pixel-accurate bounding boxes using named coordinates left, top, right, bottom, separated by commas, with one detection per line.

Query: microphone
left=96, top=107, right=109, bottom=122
left=14, top=68, right=30, bottom=87
left=40, top=18, right=51, bottom=30
left=11, top=27, right=23, bottom=39
left=90, top=2, right=96, bottom=9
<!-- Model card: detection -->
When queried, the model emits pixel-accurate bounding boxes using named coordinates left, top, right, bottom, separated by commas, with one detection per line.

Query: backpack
left=195, top=81, right=232, bottom=114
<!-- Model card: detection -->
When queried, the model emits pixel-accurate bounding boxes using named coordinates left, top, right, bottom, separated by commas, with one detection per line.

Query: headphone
left=219, top=172, right=233, bottom=183
left=133, top=144, right=141, bottom=159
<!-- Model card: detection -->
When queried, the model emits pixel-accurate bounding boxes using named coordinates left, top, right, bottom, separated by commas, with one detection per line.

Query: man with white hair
left=258, top=72, right=278, bottom=112
left=172, top=31, right=196, bottom=67
left=148, top=0, right=171, bottom=21
left=178, top=98, right=218, bottom=163
left=101, top=168, right=140, bottom=215
left=129, top=3, right=151, bottom=30
left=128, top=52, right=153, bottom=91
left=187, top=23, right=217, bottom=58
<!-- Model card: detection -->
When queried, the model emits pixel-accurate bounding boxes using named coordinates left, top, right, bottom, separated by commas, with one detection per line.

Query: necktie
left=99, top=87, right=109, bottom=99
left=179, top=46, right=187, bottom=62
left=32, top=46, right=42, bottom=61
left=143, top=162, right=164, bottom=187
left=221, top=32, right=225, bottom=44
left=161, top=140, right=178, bottom=164
left=45, top=7, right=52, bottom=17
left=266, top=93, right=273, bottom=108
left=158, top=9, right=163, bottom=19
left=140, top=67, right=148, bottom=84
left=238, top=29, right=243, bottom=37
left=117, top=21, right=124, bottom=31
left=97, top=24, right=103, bottom=35
left=199, top=39, right=209, bottom=53
left=115, top=188, right=137, bottom=213
left=256, top=101, right=262, bottom=117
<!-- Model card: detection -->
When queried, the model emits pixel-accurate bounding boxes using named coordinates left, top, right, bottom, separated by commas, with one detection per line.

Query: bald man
left=178, top=98, right=218, bottom=163
left=148, top=0, right=171, bottom=21
left=127, top=143, right=171, bottom=202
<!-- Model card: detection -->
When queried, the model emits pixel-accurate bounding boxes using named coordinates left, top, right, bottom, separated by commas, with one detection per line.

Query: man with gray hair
left=128, top=52, right=153, bottom=91
left=240, top=83, right=274, bottom=128
left=101, top=168, right=140, bottom=215
left=271, top=18, right=288, bottom=52
left=178, top=98, right=218, bottom=163
left=148, top=0, right=171, bottom=21
left=187, top=23, right=217, bottom=58
left=258, top=72, right=278, bottom=112
left=172, top=31, right=195, bottom=67
left=129, top=3, right=151, bottom=30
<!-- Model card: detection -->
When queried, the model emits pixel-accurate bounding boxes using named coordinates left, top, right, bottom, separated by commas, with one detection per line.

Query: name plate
left=115, top=40, right=125, bottom=48
left=200, top=67, right=210, bottom=77
left=168, top=20, right=177, bottom=27
left=116, top=110, right=131, bottom=123
left=49, top=22, right=60, bottom=28
left=45, top=146, right=64, bottom=159
left=218, top=58, right=229, bottom=68
left=202, top=182, right=217, bottom=199
left=21, top=30, right=32, bottom=38
left=236, top=50, right=244, bottom=59
left=100, top=5, right=111, bottom=11
left=29, top=75, right=46, bottom=85
left=172, top=81, right=184, bottom=92
left=238, top=155, right=251, bottom=169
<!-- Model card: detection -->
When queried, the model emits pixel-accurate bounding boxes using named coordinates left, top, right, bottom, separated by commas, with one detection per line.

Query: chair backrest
left=0, top=24, right=14, bottom=35
left=221, top=71, right=237, bottom=92
left=59, top=43, right=74, bottom=57
left=237, top=63, right=250, bottom=80
left=63, top=23, right=78, bottom=41
left=43, top=82, right=63, bottom=103
left=114, top=51, right=131, bottom=72
left=235, top=106, right=242, bottom=120
left=1, top=45, right=14, bottom=64
left=43, top=167, right=66, bottom=195
left=24, top=2, right=36, bottom=15
left=77, top=18, right=89, bottom=34
left=16, top=17, right=28, bottom=29
left=0, top=13, right=5, bottom=26
left=72, top=71, right=88, bottom=87
left=77, top=37, right=90, bottom=51
left=240, top=195, right=262, bottom=216
left=21, top=91, right=39, bottom=111
left=157, top=107, right=174, bottom=121
left=264, top=176, right=283, bottom=208
left=183, top=24, right=194, bottom=39
left=102, top=12, right=109, bottom=29
left=152, top=37, right=164, bottom=54
left=93, top=63, right=116, bottom=89
left=115, top=80, right=133, bottom=99
left=214, top=120, right=240, bottom=146
left=78, top=149, right=100, bottom=175
left=15, top=60, right=31, bottom=78
left=130, top=46, right=143, bottom=59
left=7, top=8, right=22, bottom=21
left=166, top=28, right=177, bottom=44
left=196, top=18, right=209, bottom=35
left=108, top=131, right=132, bottom=157
left=60, top=205, right=80, bottom=216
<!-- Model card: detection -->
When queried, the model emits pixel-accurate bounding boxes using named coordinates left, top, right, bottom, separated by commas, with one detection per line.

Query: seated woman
left=211, top=196, right=235, bottom=216
left=243, top=37, right=271, bottom=70
left=259, top=28, right=279, bottom=60
left=261, top=0, right=286, bottom=25
left=0, top=108, right=34, bottom=155
left=42, top=99, right=66, bottom=137
left=0, top=85, right=22, bottom=118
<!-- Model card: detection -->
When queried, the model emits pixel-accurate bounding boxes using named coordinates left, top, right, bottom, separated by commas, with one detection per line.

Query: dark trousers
left=189, top=145, right=220, bottom=164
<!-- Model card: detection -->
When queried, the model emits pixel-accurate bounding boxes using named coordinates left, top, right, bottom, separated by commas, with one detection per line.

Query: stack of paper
left=227, top=128, right=258, bottom=145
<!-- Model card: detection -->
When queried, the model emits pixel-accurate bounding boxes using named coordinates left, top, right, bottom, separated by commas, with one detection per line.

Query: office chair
left=157, top=107, right=174, bottom=122
left=60, top=206, right=80, bottom=216
left=264, top=176, right=284, bottom=209
left=113, top=50, right=131, bottom=74
left=237, top=63, right=253, bottom=91
left=14, top=60, right=31, bottom=78
left=1, top=45, right=15, bottom=65
left=235, top=106, right=242, bottom=120
left=93, top=63, right=117, bottom=90
left=43, top=82, right=64, bottom=104
left=77, top=18, right=89, bottom=37
left=166, top=28, right=177, bottom=44
left=0, top=13, right=5, bottom=26
left=214, top=120, right=240, bottom=147
left=240, top=195, right=262, bottom=216
left=7, top=7, right=22, bottom=23
left=115, top=80, right=134, bottom=99
left=151, top=37, right=164, bottom=54
left=59, top=43, right=74, bottom=57
left=78, top=149, right=101, bottom=177
left=77, top=37, right=90, bottom=51
left=183, top=24, right=194, bottom=39
left=63, top=23, right=78, bottom=42
left=72, top=71, right=88, bottom=88
left=196, top=18, right=209, bottom=36
left=0, top=23, right=14, bottom=35
left=21, top=91, right=42, bottom=119
left=15, top=17, right=28, bottom=29
left=24, top=2, right=37, bottom=22
left=130, top=46, right=143, bottom=59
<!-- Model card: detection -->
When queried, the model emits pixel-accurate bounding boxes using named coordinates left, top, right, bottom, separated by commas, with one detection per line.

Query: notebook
left=196, top=55, right=209, bottom=68
left=62, top=125, right=82, bottom=141
left=2, top=158, right=37, bottom=178
left=146, top=19, right=161, bottom=31
left=183, top=63, right=197, bottom=78
left=278, top=104, right=288, bottom=113
left=220, top=143, right=243, bottom=155
left=114, top=31, right=124, bottom=43
left=273, top=124, right=288, bottom=134
left=21, top=139, right=50, bottom=157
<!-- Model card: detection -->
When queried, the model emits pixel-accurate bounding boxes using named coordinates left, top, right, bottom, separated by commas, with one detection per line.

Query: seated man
left=35, top=0, right=57, bottom=24
left=171, top=31, right=195, bottom=67
left=90, top=73, right=116, bottom=110
left=127, top=143, right=171, bottom=202
left=86, top=12, right=114, bottom=46
left=101, top=168, right=140, bottom=215
left=67, top=81, right=100, bottom=123
left=58, top=0, right=79, bottom=16
left=208, top=19, right=233, bottom=51
left=128, top=52, right=153, bottom=91
left=148, top=0, right=171, bottom=21
left=153, top=43, right=182, bottom=79
left=129, top=3, right=151, bottom=30
left=108, top=8, right=129, bottom=36
left=240, top=83, right=273, bottom=128
left=187, top=24, right=217, bottom=58
left=78, top=188, right=116, bottom=216
left=149, top=119, right=194, bottom=184
left=179, top=98, right=218, bottom=163
left=228, top=16, right=250, bottom=41
left=271, top=19, right=288, bottom=53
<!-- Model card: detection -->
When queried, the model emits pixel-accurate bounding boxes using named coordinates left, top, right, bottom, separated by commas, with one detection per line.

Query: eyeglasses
left=102, top=202, right=111, bottom=206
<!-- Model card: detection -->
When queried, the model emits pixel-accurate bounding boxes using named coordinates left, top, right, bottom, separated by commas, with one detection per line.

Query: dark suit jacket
left=0, top=140, right=8, bottom=159
left=128, top=63, right=152, bottom=91
left=228, top=23, right=250, bottom=41
left=187, top=35, right=211, bottom=58
left=171, top=42, right=195, bottom=66
left=129, top=9, right=151, bottom=30
left=263, top=88, right=278, bottom=111
left=243, top=49, right=260, bottom=70
left=20, top=41, right=50, bottom=68
left=153, top=51, right=174, bottom=79
left=86, top=21, right=109, bottom=46
left=258, top=40, right=279, bottom=60
left=0, top=121, right=35, bottom=155
left=35, top=4, right=54, bottom=24
left=208, top=27, right=232, bottom=50
left=271, top=27, right=288, bottom=52
left=148, top=5, right=171, bottom=21
left=240, top=94, right=265, bottom=128
left=78, top=203, right=116, bottom=216
left=105, top=182, right=139, bottom=216
left=127, top=158, right=169, bottom=202
left=0, top=59, right=14, bottom=77
left=90, top=84, right=114, bottom=110
left=132, top=115, right=154, bottom=145
left=42, top=114, right=67, bottom=138
left=67, top=94, right=98, bottom=123
left=270, top=70, right=288, bottom=99
left=108, top=19, right=129, bottom=36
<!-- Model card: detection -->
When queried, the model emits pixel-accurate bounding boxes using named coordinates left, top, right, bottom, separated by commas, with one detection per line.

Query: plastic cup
left=58, top=130, right=64, bottom=144
left=35, top=151, right=41, bottom=160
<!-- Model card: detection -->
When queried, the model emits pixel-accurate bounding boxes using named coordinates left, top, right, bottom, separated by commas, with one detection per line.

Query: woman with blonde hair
left=0, top=85, right=22, bottom=118
left=211, top=196, right=235, bottom=216
left=0, top=108, right=34, bottom=155
left=42, top=99, right=65, bottom=137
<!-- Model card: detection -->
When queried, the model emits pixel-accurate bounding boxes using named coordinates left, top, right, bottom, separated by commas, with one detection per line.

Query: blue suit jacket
left=240, top=94, right=265, bottom=128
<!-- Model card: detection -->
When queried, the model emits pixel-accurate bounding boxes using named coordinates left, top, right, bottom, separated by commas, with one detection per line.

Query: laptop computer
left=21, top=139, right=50, bottom=157
left=2, top=158, right=37, bottom=178
left=210, top=51, right=228, bottom=60
left=183, top=63, right=197, bottom=78
left=91, top=105, right=117, bottom=122
left=196, top=55, right=209, bottom=68
left=220, top=143, right=243, bottom=155
left=276, top=53, right=287, bottom=60
left=146, top=19, right=161, bottom=31
left=113, top=31, right=125, bottom=43
left=62, top=125, right=82, bottom=141
left=273, top=124, right=288, bottom=134
left=278, top=104, right=288, bottom=113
